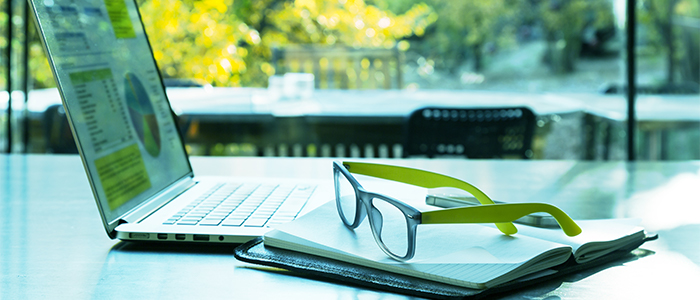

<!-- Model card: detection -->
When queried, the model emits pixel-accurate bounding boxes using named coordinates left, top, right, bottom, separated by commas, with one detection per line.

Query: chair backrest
left=405, top=107, right=536, bottom=159
left=271, top=46, right=402, bottom=90
left=43, top=104, right=78, bottom=154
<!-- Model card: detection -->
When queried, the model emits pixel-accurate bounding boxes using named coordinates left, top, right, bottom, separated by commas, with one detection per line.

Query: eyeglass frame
left=333, top=161, right=582, bottom=261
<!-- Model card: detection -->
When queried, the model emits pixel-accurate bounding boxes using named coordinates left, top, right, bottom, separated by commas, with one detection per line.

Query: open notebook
left=261, top=202, right=648, bottom=289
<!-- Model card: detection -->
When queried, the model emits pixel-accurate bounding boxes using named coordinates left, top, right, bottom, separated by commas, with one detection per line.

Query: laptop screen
left=31, top=0, right=192, bottom=224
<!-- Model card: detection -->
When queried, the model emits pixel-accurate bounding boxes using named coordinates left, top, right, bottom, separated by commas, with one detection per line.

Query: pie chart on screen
left=125, top=72, right=161, bottom=157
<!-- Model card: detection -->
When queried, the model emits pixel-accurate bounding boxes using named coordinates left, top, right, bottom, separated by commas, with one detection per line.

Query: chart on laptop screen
left=125, top=72, right=161, bottom=157
left=32, top=0, right=190, bottom=217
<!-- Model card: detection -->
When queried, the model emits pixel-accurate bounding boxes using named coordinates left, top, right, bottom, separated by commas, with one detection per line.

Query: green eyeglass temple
left=342, top=161, right=582, bottom=237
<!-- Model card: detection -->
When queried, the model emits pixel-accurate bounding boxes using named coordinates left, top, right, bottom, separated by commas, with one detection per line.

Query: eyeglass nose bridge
left=355, top=197, right=368, bottom=227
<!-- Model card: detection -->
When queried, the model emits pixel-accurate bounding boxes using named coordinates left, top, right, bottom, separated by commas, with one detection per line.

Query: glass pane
left=133, top=0, right=624, bottom=92
left=32, top=0, right=699, bottom=162
left=1, top=0, right=48, bottom=154
left=635, top=0, right=700, bottom=160
left=135, top=0, right=626, bottom=160
left=1, top=0, right=8, bottom=153
left=1, top=0, right=30, bottom=154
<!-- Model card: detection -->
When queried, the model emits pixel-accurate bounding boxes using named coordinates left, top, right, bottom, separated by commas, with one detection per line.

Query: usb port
left=129, top=233, right=149, bottom=239
left=175, top=234, right=186, bottom=240
left=157, top=233, right=168, bottom=240
left=193, top=235, right=209, bottom=241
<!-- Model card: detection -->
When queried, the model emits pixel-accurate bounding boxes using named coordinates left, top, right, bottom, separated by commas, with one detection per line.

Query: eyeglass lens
left=370, top=198, right=411, bottom=258
left=335, top=166, right=411, bottom=258
left=334, top=168, right=358, bottom=226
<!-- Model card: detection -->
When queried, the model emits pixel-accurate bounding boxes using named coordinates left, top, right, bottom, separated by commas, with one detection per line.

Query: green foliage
left=0, top=9, right=6, bottom=90
left=29, top=22, right=55, bottom=89
left=385, top=0, right=615, bottom=74
left=138, top=0, right=436, bottom=87
left=540, top=0, right=614, bottom=40
left=137, top=0, right=250, bottom=86
left=638, top=0, right=699, bottom=48
left=398, top=0, right=519, bottom=72
left=540, top=0, right=615, bottom=73
left=638, top=0, right=700, bottom=83
left=18, top=0, right=433, bottom=89
left=20, top=0, right=695, bottom=89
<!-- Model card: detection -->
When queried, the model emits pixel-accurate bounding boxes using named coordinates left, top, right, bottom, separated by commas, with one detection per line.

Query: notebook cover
left=233, top=235, right=656, bottom=300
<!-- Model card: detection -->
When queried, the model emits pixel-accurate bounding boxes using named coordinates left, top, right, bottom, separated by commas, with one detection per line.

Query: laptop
left=29, top=0, right=332, bottom=243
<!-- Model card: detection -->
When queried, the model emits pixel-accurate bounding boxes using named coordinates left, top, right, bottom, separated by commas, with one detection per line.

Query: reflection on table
left=1, top=155, right=699, bottom=298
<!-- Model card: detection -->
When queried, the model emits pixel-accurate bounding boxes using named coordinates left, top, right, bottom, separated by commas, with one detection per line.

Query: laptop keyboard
left=162, top=183, right=315, bottom=228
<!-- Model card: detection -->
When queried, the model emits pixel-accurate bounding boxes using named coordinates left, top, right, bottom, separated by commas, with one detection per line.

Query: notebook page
left=264, top=201, right=573, bottom=289
left=514, top=219, right=645, bottom=263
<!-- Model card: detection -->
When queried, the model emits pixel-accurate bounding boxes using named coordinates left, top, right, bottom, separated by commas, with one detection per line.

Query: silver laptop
left=29, top=0, right=331, bottom=243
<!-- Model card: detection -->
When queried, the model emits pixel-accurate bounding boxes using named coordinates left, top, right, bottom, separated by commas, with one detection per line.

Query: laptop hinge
left=118, top=177, right=196, bottom=225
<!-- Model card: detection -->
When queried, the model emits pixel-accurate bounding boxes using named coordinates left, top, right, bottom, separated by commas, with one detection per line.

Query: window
left=1, top=0, right=34, bottom=153
left=3, top=0, right=699, bottom=160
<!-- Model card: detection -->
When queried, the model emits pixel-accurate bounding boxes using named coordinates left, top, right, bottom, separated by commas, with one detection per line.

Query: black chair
left=405, top=107, right=536, bottom=159
left=43, top=104, right=78, bottom=154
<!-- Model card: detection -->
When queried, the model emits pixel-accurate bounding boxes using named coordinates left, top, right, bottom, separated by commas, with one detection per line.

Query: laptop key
left=177, top=220, right=199, bottom=225
left=199, top=220, right=222, bottom=226
left=164, top=182, right=315, bottom=229
left=243, top=218, right=268, bottom=227
left=221, top=218, right=245, bottom=226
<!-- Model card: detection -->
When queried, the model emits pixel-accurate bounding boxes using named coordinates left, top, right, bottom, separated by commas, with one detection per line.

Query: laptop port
left=157, top=233, right=168, bottom=240
left=129, top=233, right=149, bottom=239
left=193, top=235, right=209, bottom=241
left=175, top=234, right=186, bottom=240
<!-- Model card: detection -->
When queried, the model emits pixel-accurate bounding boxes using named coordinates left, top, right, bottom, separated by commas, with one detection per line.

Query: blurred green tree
left=639, top=0, right=700, bottom=85
left=540, top=0, right=615, bottom=73
left=24, top=0, right=434, bottom=88
left=137, top=0, right=435, bottom=87
left=137, top=0, right=252, bottom=86
left=389, top=0, right=518, bottom=73
left=434, top=0, right=517, bottom=72
left=0, top=6, right=6, bottom=90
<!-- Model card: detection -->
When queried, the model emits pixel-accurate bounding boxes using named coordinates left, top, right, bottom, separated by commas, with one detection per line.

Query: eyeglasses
left=333, top=161, right=582, bottom=261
